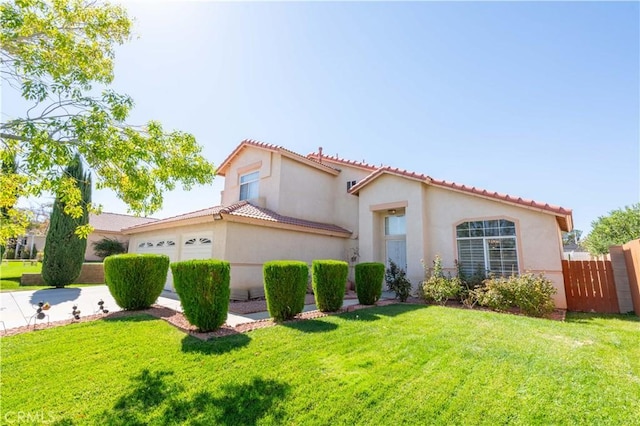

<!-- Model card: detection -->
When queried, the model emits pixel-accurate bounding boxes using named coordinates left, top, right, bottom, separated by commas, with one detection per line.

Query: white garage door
left=133, top=237, right=179, bottom=291
left=180, top=234, right=214, bottom=261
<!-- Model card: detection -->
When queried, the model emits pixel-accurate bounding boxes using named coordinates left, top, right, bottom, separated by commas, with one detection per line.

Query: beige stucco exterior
left=357, top=175, right=567, bottom=308
left=124, top=140, right=572, bottom=308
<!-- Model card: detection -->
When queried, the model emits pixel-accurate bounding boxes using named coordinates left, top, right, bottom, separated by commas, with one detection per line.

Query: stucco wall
left=358, top=174, right=427, bottom=286
left=278, top=156, right=336, bottom=223
left=220, top=147, right=280, bottom=210
left=358, top=175, right=567, bottom=308
left=223, top=221, right=349, bottom=292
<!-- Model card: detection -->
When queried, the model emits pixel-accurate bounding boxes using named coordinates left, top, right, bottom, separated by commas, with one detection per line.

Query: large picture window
left=456, top=219, right=519, bottom=277
left=239, top=171, right=259, bottom=201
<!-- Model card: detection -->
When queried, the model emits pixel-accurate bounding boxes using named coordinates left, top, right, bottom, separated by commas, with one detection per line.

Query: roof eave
left=219, top=214, right=352, bottom=238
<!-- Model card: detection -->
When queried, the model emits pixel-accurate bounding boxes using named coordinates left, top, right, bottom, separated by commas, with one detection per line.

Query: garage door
left=133, top=237, right=179, bottom=291
left=181, top=234, right=214, bottom=261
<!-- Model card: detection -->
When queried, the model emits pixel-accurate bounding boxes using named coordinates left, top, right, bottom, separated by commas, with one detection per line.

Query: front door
left=386, top=238, right=407, bottom=271
left=384, top=214, right=407, bottom=271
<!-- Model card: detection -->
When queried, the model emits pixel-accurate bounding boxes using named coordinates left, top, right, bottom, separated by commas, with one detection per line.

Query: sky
left=4, top=1, right=639, bottom=235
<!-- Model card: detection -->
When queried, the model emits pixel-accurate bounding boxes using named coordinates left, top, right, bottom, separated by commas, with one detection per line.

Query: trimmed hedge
left=171, top=260, right=230, bottom=332
left=355, top=262, right=385, bottom=305
left=263, top=260, right=308, bottom=322
left=104, top=254, right=169, bottom=310
left=312, top=260, right=348, bottom=312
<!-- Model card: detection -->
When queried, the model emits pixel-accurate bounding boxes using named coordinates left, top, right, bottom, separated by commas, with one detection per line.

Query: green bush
left=263, top=260, right=309, bottom=321
left=92, top=237, right=127, bottom=259
left=171, top=260, right=230, bottom=332
left=355, top=262, right=385, bottom=305
left=385, top=260, right=412, bottom=302
left=105, top=254, right=169, bottom=310
left=421, top=256, right=460, bottom=305
left=312, top=260, right=348, bottom=312
left=476, top=273, right=556, bottom=317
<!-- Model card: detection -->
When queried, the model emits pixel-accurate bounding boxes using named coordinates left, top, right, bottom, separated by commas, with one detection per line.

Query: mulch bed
left=0, top=296, right=565, bottom=340
left=228, top=291, right=358, bottom=315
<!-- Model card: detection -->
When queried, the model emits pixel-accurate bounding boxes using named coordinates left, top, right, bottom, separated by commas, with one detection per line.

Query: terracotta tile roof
left=123, top=201, right=351, bottom=236
left=306, top=152, right=379, bottom=171
left=348, top=166, right=573, bottom=231
left=428, top=178, right=572, bottom=216
left=90, top=212, right=157, bottom=233
left=220, top=202, right=352, bottom=235
left=122, top=205, right=226, bottom=232
left=217, top=139, right=339, bottom=176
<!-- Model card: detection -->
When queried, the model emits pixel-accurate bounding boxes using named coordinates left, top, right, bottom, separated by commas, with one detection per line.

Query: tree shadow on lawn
left=340, top=303, right=429, bottom=322
left=181, top=333, right=251, bottom=355
left=97, top=370, right=289, bottom=426
left=282, top=319, right=339, bottom=333
left=29, top=287, right=81, bottom=306
left=565, top=311, right=640, bottom=325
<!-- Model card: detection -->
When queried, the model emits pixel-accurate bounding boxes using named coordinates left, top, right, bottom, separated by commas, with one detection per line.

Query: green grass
left=2, top=305, right=639, bottom=425
left=0, top=261, right=100, bottom=291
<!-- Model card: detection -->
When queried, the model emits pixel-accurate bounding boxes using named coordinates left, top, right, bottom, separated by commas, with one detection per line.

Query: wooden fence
left=561, top=260, right=619, bottom=313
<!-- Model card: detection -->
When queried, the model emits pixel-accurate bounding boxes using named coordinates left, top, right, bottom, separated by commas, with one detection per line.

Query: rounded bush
left=263, top=260, right=308, bottom=322
left=312, top=260, right=348, bottom=312
left=171, top=260, right=231, bottom=332
left=355, top=262, right=385, bottom=305
left=104, top=254, right=169, bottom=310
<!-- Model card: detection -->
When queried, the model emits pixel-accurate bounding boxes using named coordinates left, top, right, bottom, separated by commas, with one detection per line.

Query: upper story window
left=456, top=219, right=518, bottom=277
left=239, top=171, right=259, bottom=201
left=347, top=180, right=357, bottom=191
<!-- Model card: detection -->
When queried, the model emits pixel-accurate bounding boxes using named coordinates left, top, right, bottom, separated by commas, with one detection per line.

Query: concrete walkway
left=0, top=286, right=380, bottom=331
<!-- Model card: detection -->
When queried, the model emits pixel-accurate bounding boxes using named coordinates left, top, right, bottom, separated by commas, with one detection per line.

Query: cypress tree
left=42, top=155, right=92, bottom=287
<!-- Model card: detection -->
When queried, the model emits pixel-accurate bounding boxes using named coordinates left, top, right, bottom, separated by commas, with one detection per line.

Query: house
left=123, top=139, right=573, bottom=308
left=85, top=212, right=158, bottom=261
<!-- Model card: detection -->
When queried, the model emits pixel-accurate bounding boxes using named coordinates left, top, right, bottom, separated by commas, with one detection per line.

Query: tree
left=584, top=204, right=640, bottom=255
left=0, top=154, right=29, bottom=258
left=562, top=230, right=583, bottom=246
left=42, top=155, right=91, bottom=287
left=0, top=0, right=215, bottom=244
left=92, top=237, right=127, bottom=259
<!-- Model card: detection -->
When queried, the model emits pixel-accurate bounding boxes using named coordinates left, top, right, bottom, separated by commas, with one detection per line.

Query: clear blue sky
left=8, top=1, right=640, bottom=234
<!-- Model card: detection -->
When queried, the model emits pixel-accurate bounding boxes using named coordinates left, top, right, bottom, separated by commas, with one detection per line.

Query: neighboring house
left=563, top=243, right=593, bottom=261
left=123, top=139, right=573, bottom=308
left=86, top=213, right=158, bottom=261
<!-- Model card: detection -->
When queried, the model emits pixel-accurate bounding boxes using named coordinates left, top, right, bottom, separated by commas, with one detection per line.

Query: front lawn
left=2, top=305, right=639, bottom=425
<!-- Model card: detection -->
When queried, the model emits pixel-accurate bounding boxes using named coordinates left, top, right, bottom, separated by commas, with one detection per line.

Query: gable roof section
left=348, top=166, right=573, bottom=232
left=90, top=212, right=157, bottom=233
left=123, top=201, right=351, bottom=237
left=217, top=139, right=340, bottom=177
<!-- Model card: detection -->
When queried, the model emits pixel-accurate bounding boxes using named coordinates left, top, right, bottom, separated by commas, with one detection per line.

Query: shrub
left=42, top=154, right=91, bottom=288
left=312, top=260, right=348, bottom=312
left=355, top=262, right=385, bottom=305
left=385, top=260, right=412, bottom=302
left=476, top=273, right=556, bottom=317
left=171, top=260, right=230, bottom=331
left=92, top=237, right=127, bottom=259
left=263, top=260, right=309, bottom=321
left=105, top=254, right=169, bottom=310
left=421, top=256, right=460, bottom=305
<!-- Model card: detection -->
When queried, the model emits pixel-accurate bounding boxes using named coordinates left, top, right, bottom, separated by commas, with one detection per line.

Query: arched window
left=199, top=238, right=212, bottom=244
left=185, top=238, right=197, bottom=245
left=456, top=219, right=518, bottom=277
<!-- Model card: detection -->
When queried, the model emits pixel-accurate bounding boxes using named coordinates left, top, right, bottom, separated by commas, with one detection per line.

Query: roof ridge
left=307, top=152, right=379, bottom=171
left=91, top=211, right=159, bottom=221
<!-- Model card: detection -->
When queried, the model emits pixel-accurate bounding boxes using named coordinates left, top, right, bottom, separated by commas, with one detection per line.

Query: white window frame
left=239, top=171, right=259, bottom=201
left=456, top=219, right=519, bottom=277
